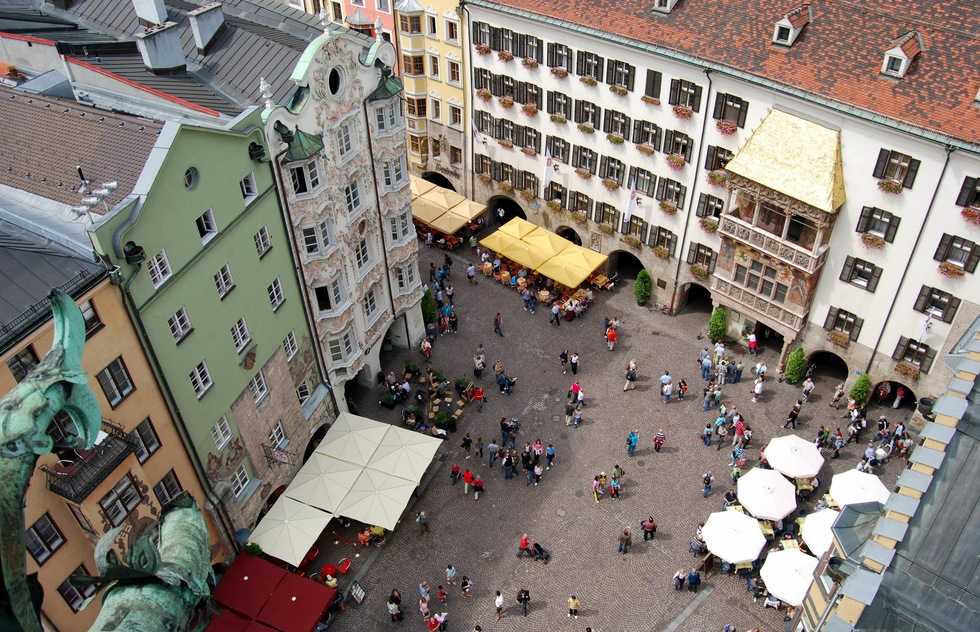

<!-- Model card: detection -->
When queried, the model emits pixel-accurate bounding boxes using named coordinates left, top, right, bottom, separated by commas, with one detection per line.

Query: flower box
left=519, top=189, right=536, bottom=202
left=666, top=153, right=686, bottom=169
left=877, top=179, right=903, bottom=194
left=499, top=96, right=514, bottom=109
left=598, top=223, right=615, bottom=234
left=707, top=169, right=728, bottom=186
left=895, top=361, right=920, bottom=381
left=606, top=133, right=625, bottom=145
left=579, top=75, right=597, bottom=87
left=550, top=67, right=568, bottom=79
left=961, top=207, right=980, bottom=225
left=622, top=234, right=642, bottom=249
left=521, top=57, right=539, bottom=69
left=577, top=123, right=594, bottom=134
left=672, top=105, right=693, bottom=119
left=699, top=218, right=718, bottom=233
left=478, top=174, right=492, bottom=184
left=602, top=178, right=620, bottom=191
left=497, top=181, right=514, bottom=193
left=690, top=263, right=710, bottom=280
left=860, top=233, right=885, bottom=249
left=573, top=210, right=589, bottom=225
left=497, top=50, right=514, bottom=62
left=659, top=200, right=678, bottom=214
left=641, top=96, right=661, bottom=105
left=938, top=261, right=965, bottom=278
left=636, top=144, right=655, bottom=156
left=497, top=138, right=513, bottom=149
left=609, top=84, right=629, bottom=96
left=476, top=88, right=492, bottom=101
left=545, top=199, right=562, bottom=211
left=521, top=103, right=538, bottom=116
left=715, top=120, right=738, bottom=136
left=654, top=245, right=670, bottom=259
left=827, top=330, right=850, bottom=348
left=475, top=44, right=491, bottom=55
left=575, top=167, right=593, bottom=179
left=520, top=146, right=537, bottom=157
left=550, top=114, right=567, bottom=125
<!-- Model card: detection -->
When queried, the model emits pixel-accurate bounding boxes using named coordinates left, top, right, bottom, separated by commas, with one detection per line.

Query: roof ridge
left=0, top=85, right=165, bottom=128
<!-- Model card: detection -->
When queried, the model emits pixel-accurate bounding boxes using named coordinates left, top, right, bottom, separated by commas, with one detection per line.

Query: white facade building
left=264, top=25, right=425, bottom=405
left=464, top=0, right=980, bottom=400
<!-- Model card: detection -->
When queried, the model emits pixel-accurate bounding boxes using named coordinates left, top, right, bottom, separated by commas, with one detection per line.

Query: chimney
left=188, top=3, right=226, bottom=52
left=135, top=22, right=186, bottom=73
left=132, top=0, right=168, bottom=26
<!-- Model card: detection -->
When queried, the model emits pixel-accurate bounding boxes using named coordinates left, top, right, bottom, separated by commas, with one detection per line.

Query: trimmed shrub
left=849, top=374, right=872, bottom=406
left=784, top=347, right=807, bottom=385
left=708, top=307, right=727, bottom=343
left=634, top=269, right=652, bottom=306
left=421, top=289, right=437, bottom=324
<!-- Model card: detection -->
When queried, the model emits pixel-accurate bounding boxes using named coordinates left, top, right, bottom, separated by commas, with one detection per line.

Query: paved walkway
left=332, top=245, right=907, bottom=632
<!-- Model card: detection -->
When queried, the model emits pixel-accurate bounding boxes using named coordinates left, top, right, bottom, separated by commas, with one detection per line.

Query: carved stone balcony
left=41, top=421, right=135, bottom=503
left=712, top=276, right=807, bottom=332
left=718, top=215, right=827, bottom=274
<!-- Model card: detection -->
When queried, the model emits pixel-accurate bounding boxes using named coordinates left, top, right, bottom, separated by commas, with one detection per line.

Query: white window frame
left=429, top=96, right=441, bottom=121
left=345, top=180, right=361, bottom=213
left=448, top=60, right=461, bottom=86
left=283, top=331, right=298, bottom=360
left=248, top=370, right=269, bottom=406
left=231, top=463, right=250, bottom=498
left=153, top=469, right=183, bottom=505
left=196, top=208, right=217, bottom=244
left=296, top=382, right=311, bottom=404
left=25, top=513, right=64, bottom=565
left=269, top=420, right=288, bottom=448
left=211, top=416, right=232, bottom=450
left=230, top=317, right=251, bottom=352
left=449, top=105, right=462, bottom=128
left=429, top=53, right=440, bottom=79
left=396, top=264, right=417, bottom=292
left=362, top=285, right=379, bottom=321
left=96, top=357, right=133, bottom=407
left=267, top=277, right=285, bottom=311
left=253, top=225, right=271, bottom=257
left=147, top=250, right=172, bottom=288
left=337, top=123, right=353, bottom=157
left=168, top=307, right=192, bottom=342
left=390, top=209, right=413, bottom=243
left=239, top=172, right=257, bottom=203
left=426, top=13, right=437, bottom=36
left=354, top=238, right=370, bottom=270
left=189, top=361, right=213, bottom=399
left=214, top=264, right=235, bottom=298
left=328, top=328, right=358, bottom=363
left=445, top=18, right=459, bottom=44
left=375, top=106, right=387, bottom=131
left=376, top=0, right=390, bottom=13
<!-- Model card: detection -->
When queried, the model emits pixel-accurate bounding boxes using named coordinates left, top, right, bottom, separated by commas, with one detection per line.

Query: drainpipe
left=461, top=1, right=475, bottom=199
left=669, top=68, right=713, bottom=312
left=865, top=145, right=954, bottom=374
left=112, top=263, right=238, bottom=556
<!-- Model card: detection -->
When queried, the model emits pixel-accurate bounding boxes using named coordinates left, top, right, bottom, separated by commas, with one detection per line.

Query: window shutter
left=599, top=156, right=608, bottom=179
left=868, top=266, right=882, bottom=292
left=668, top=232, right=677, bottom=256
left=839, top=256, right=855, bottom=281
left=514, top=126, right=525, bottom=147
left=575, top=50, right=585, bottom=75
left=913, top=285, right=931, bottom=312
left=574, top=100, right=583, bottom=123
left=655, top=177, right=666, bottom=201
left=623, top=114, right=632, bottom=138
left=920, top=346, right=937, bottom=374
left=892, top=336, right=910, bottom=361
left=696, top=193, right=708, bottom=217
left=884, top=214, right=900, bottom=242
left=712, top=93, right=726, bottom=120
left=902, top=159, right=920, bottom=189
left=691, top=85, right=703, bottom=112
left=516, top=81, right=527, bottom=105
left=709, top=251, right=717, bottom=273
left=678, top=185, right=687, bottom=208
left=572, top=145, right=581, bottom=166
left=736, top=100, right=748, bottom=128
left=626, top=65, right=635, bottom=91
left=632, top=122, right=643, bottom=144
left=943, top=296, right=961, bottom=323
left=547, top=91, right=555, bottom=114
left=850, top=317, right=864, bottom=342
left=652, top=125, right=662, bottom=151
left=645, top=70, right=662, bottom=98
left=535, top=38, right=544, bottom=63
left=662, top=129, right=674, bottom=152
left=489, top=27, right=501, bottom=50
left=619, top=214, right=629, bottom=234
left=602, top=110, right=612, bottom=133
left=472, top=21, right=480, bottom=42
left=591, top=105, right=601, bottom=128
left=872, top=149, right=890, bottom=178
left=547, top=43, right=556, bottom=67
left=491, top=74, right=502, bottom=96
left=823, top=307, right=839, bottom=330
left=933, top=234, right=953, bottom=261
left=956, top=177, right=977, bottom=206
left=595, top=55, right=604, bottom=80
left=668, top=79, right=680, bottom=105
left=513, top=33, right=526, bottom=58
left=683, top=137, right=693, bottom=162
left=686, top=243, right=697, bottom=264
left=705, top=146, right=717, bottom=171
left=856, top=206, right=873, bottom=233
left=605, top=61, right=615, bottom=85
left=965, top=242, right=979, bottom=273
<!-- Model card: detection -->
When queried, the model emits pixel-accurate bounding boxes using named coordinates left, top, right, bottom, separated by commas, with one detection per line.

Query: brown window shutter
left=668, top=232, right=677, bottom=256
left=712, top=93, right=726, bottom=120
left=668, top=79, right=680, bottom=105
left=883, top=214, right=900, bottom=243
left=956, top=177, right=977, bottom=207
left=867, top=266, right=882, bottom=292
left=823, top=307, right=839, bottom=331
left=839, top=256, right=855, bottom=282
left=692, top=85, right=703, bottom=112
left=687, top=242, right=698, bottom=264
left=850, top=317, right=864, bottom=342
left=892, top=336, right=910, bottom=361
left=856, top=206, right=873, bottom=233
left=872, top=149, right=890, bottom=179
left=902, top=159, right=920, bottom=189
left=965, top=242, right=979, bottom=273
left=920, top=346, right=937, bottom=374
left=933, top=234, right=953, bottom=261
left=696, top=194, right=708, bottom=217
left=655, top=178, right=666, bottom=201
left=912, top=285, right=931, bottom=313
left=705, top=146, right=717, bottom=171
left=943, top=296, right=961, bottom=324
left=736, top=99, right=748, bottom=128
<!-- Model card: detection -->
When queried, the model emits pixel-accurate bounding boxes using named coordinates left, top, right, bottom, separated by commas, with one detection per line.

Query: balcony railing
left=712, top=276, right=807, bottom=331
left=41, top=421, right=135, bottom=503
left=718, top=215, right=827, bottom=274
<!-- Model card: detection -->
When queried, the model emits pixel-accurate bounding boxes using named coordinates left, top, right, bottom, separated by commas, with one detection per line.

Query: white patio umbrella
left=249, top=496, right=332, bottom=567
left=701, top=511, right=767, bottom=564
left=335, top=468, right=418, bottom=530
left=765, top=435, right=825, bottom=479
left=366, top=426, right=442, bottom=484
left=760, top=549, right=819, bottom=606
left=284, top=452, right=363, bottom=513
left=314, top=412, right=389, bottom=466
left=737, top=468, right=797, bottom=520
left=829, top=470, right=890, bottom=507
left=801, top=508, right=840, bottom=556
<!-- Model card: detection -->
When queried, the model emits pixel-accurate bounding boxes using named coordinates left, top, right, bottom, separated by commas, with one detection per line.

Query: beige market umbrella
left=701, top=510, right=767, bottom=564
left=284, top=452, right=363, bottom=513
left=829, top=470, right=890, bottom=507
left=418, top=186, right=466, bottom=213
left=410, top=175, right=436, bottom=198
left=764, top=435, right=825, bottom=479
left=760, top=549, right=819, bottom=606
left=314, top=412, right=388, bottom=466
left=452, top=199, right=487, bottom=221
left=335, top=468, right=417, bottom=530
left=801, top=508, right=840, bottom=556
left=497, top=216, right=539, bottom=240
left=249, top=496, right=332, bottom=567
left=737, top=468, right=797, bottom=521
left=366, top=426, right=442, bottom=484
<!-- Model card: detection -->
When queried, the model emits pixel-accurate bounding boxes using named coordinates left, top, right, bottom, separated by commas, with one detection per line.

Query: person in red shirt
left=462, top=469, right=475, bottom=495
left=473, top=475, right=485, bottom=501
left=517, top=533, right=532, bottom=558
left=606, top=326, right=618, bottom=351
left=449, top=463, right=461, bottom=485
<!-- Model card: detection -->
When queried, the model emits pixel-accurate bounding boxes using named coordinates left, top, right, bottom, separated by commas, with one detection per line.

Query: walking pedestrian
left=487, top=439, right=499, bottom=467
left=446, top=565, right=457, bottom=586
left=461, top=433, right=472, bottom=458
left=462, top=469, right=474, bottom=495
left=783, top=400, right=802, bottom=429
left=517, top=533, right=532, bottom=557
left=460, top=576, right=473, bottom=598
left=573, top=406, right=583, bottom=428
left=559, top=349, right=569, bottom=374
left=517, top=588, right=530, bottom=617
left=591, top=476, right=602, bottom=503
left=546, top=443, right=556, bottom=469
left=567, top=595, right=581, bottom=619
left=494, top=312, right=503, bottom=336
left=564, top=400, right=576, bottom=426
left=673, top=569, right=686, bottom=590
left=687, top=569, right=702, bottom=592
left=702, top=423, right=713, bottom=447
left=473, top=346, right=486, bottom=378
left=416, top=511, right=430, bottom=534
left=473, top=475, right=484, bottom=500
left=569, top=352, right=580, bottom=375
left=626, top=430, right=639, bottom=457
left=624, top=359, right=638, bottom=392
left=475, top=436, right=484, bottom=459
left=802, top=377, right=815, bottom=403
left=701, top=356, right=713, bottom=381
left=751, top=377, right=763, bottom=403
left=702, top=472, right=714, bottom=497
left=436, top=585, right=448, bottom=604
left=605, top=325, right=618, bottom=351
left=830, top=383, right=845, bottom=409
left=641, top=516, right=657, bottom=540
left=466, top=263, right=477, bottom=284
left=550, top=302, right=562, bottom=327
left=618, top=527, right=632, bottom=554
left=494, top=591, right=504, bottom=620
left=653, top=429, right=666, bottom=452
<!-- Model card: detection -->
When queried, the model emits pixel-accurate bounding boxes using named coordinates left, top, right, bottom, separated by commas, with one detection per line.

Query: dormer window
left=772, top=5, right=809, bottom=47
left=653, top=0, right=678, bottom=13
left=883, top=54, right=905, bottom=77
left=775, top=26, right=791, bottom=43
left=881, top=31, right=921, bottom=79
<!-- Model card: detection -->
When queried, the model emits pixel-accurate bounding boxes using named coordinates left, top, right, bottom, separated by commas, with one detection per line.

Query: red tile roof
left=785, top=5, right=810, bottom=29
left=478, top=0, right=980, bottom=144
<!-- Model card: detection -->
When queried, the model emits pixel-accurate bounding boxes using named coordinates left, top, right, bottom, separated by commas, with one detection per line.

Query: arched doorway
left=608, top=249, right=646, bottom=280
left=487, top=195, right=526, bottom=224
left=555, top=225, right=582, bottom=246
left=872, top=380, right=917, bottom=411
left=676, top=282, right=712, bottom=314
left=304, top=423, right=329, bottom=462
left=807, top=350, right=849, bottom=382
left=422, top=171, right=455, bottom=191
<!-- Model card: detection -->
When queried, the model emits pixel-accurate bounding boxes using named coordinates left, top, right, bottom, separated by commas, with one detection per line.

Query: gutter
left=465, top=0, right=980, bottom=155
left=461, top=2, right=475, bottom=199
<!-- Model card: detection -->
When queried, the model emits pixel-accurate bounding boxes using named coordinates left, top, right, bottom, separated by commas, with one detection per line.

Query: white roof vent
left=131, top=0, right=168, bottom=26
left=652, top=0, right=680, bottom=14
left=773, top=4, right=810, bottom=47
left=188, top=3, right=225, bottom=52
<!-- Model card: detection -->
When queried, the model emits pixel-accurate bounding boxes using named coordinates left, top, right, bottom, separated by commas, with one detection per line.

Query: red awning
left=245, top=623, right=279, bottom=632
left=213, top=553, right=287, bottom=618
left=206, top=609, right=252, bottom=632
left=256, top=573, right=337, bottom=632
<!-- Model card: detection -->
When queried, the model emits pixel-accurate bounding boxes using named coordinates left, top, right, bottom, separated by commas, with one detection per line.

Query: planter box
left=579, top=75, right=597, bottom=87
left=641, top=95, right=661, bottom=105
left=606, top=133, right=625, bottom=145
left=707, top=170, right=728, bottom=186
left=521, top=103, right=538, bottom=116
left=478, top=174, right=492, bottom=184
left=499, top=96, right=514, bottom=109
left=636, top=144, right=655, bottom=156
left=895, top=361, right=920, bottom=381
left=550, top=114, right=567, bottom=125
left=827, top=330, right=850, bottom=348
left=497, top=50, right=514, bottom=62
left=860, top=233, right=885, bottom=249
left=961, top=207, right=980, bottom=225
left=938, top=261, right=965, bottom=278
left=877, top=179, right=903, bottom=194
left=609, top=84, right=629, bottom=96
left=666, top=153, right=686, bottom=169
left=497, top=182, right=514, bottom=193
left=577, top=123, right=594, bottom=134
left=654, top=245, right=670, bottom=259
left=550, top=67, right=568, bottom=79
left=598, top=224, right=614, bottom=234
left=715, top=120, right=738, bottom=135
left=519, top=189, right=536, bottom=202
left=521, top=146, right=537, bottom=157
left=497, top=138, right=513, bottom=149
left=602, top=178, right=620, bottom=191
left=573, top=211, right=589, bottom=225
left=659, top=200, right=678, bottom=214
left=521, top=57, right=539, bottom=69
left=622, top=234, right=642, bottom=249
left=545, top=200, right=562, bottom=211
left=672, top=105, right=693, bottom=119
left=476, top=88, right=492, bottom=101
left=575, top=167, right=593, bottom=179
left=690, top=263, right=710, bottom=280
left=699, top=218, right=718, bottom=233
left=475, top=44, right=491, bottom=55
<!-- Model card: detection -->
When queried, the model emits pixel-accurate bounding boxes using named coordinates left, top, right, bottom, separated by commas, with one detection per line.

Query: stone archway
left=872, top=380, right=917, bottom=411
left=487, top=195, right=527, bottom=224
left=555, top=225, right=583, bottom=246
left=607, top=249, right=646, bottom=280
left=303, top=423, right=329, bottom=463
left=807, top=350, right=849, bottom=382
left=422, top=171, right=455, bottom=191
left=676, top=282, right=713, bottom=314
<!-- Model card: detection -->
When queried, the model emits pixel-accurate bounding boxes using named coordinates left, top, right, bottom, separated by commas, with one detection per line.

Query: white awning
left=284, top=452, right=363, bottom=514
left=248, top=496, right=332, bottom=567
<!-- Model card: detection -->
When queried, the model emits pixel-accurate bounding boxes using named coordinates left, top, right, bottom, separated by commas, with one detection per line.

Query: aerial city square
left=0, top=1, right=976, bottom=631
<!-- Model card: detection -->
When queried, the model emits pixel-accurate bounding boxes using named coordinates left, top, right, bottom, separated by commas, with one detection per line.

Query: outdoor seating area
left=410, top=176, right=487, bottom=249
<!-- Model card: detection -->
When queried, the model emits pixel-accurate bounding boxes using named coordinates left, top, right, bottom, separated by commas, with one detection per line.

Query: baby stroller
left=531, top=542, right=551, bottom=564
